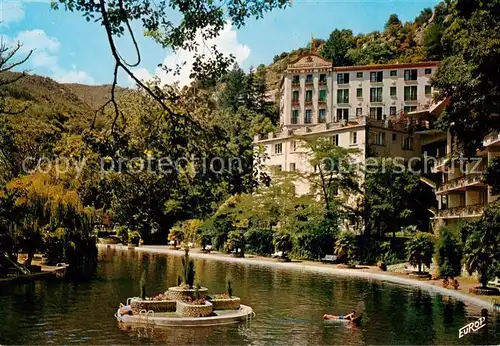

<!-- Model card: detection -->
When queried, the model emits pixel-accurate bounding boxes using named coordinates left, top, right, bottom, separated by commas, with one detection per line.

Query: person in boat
left=119, top=303, right=136, bottom=316
left=323, top=310, right=356, bottom=320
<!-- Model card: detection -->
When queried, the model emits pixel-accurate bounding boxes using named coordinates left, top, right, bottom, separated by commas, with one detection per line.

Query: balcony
left=436, top=203, right=486, bottom=219
left=305, top=81, right=314, bottom=87
left=291, top=100, right=300, bottom=107
left=292, top=82, right=300, bottom=88
left=484, top=132, right=500, bottom=147
left=319, top=80, right=327, bottom=86
left=318, top=99, right=327, bottom=106
left=436, top=173, right=487, bottom=195
left=304, top=100, right=313, bottom=107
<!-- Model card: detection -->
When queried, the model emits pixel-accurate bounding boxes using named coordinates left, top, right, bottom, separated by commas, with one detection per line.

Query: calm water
left=1, top=248, right=499, bottom=345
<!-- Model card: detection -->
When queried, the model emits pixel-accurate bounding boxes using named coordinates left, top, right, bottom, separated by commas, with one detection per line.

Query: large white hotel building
left=254, top=52, right=499, bottom=230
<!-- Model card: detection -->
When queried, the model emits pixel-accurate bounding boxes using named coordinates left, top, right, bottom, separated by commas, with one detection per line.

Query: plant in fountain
left=227, top=280, right=233, bottom=297
left=181, top=248, right=195, bottom=288
left=140, top=270, right=146, bottom=300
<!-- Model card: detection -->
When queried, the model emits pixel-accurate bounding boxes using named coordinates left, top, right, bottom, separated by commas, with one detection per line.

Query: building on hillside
left=253, top=52, right=442, bottom=231
left=431, top=130, right=500, bottom=228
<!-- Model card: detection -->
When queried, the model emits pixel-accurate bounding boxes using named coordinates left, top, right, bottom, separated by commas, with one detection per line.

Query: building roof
left=332, top=61, right=440, bottom=72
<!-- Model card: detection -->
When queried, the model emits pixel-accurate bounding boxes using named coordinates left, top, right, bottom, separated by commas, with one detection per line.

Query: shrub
left=128, top=231, right=141, bottom=245
left=377, top=261, right=387, bottom=271
left=181, top=248, right=196, bottom=288
left=334, top=232, right=357, bottom=264
left=244, top=228, right=274, bottom=255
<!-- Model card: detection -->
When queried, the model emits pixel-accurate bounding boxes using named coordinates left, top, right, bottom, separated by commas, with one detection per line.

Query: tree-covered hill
left=264, top=2, right=449, bottom=91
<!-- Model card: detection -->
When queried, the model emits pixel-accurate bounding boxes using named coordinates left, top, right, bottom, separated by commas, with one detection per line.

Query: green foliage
left=227, top=230, right=245, bottom=256
left=273, top=231, right=293, bottom=256
left=461, top=202, right=500, bottom=288
left=227, top=280, right=233, bottom=298
left=334, top=232, right=357, bottom=264
left=405, top=232, right=434, bottom=273
left=435, top=226, right=463, bottom=278
left=484, top=157, right=500, bottom=196
left=244, top=228, right=274, bottom=255
left=128, top=231, right=141, bottom=245
left=364, top=158, right=431, bottom=236
left=431, top=0, right=500, bottom=156
left=319, top=29, right=355, bottom=66
left=140, top=270, right=146, bottom=300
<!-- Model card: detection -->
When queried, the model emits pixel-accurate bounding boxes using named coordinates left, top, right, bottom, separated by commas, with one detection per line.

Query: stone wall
left=210, top=297, right=241, bottom=310
left=176, top=300, right=213, bottom=317
left=165, top=286, right=208, bottom=300
left=130, top=299, right=176, bottom=312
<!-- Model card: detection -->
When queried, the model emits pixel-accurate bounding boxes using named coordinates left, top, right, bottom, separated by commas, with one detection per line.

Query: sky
left=1, top=0, right=441, bottom=87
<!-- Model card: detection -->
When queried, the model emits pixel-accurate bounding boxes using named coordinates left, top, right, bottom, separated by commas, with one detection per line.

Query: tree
left=461, top=202, right=500, bottom=288
left=364, top=158, right=432, bottom=237
left=405, top=232, right=434, bottom=274
left=484, top=157, right=500, bottom=196
left=435, top=226, right=463, bottom=278
left=295, top=136, right=361, bottom=228
left=431, top=0, right=500, bottom=157
left=227, top=230, right=245, bottom=257
left=273, top=231, right=293, bottom=258
left=334, top=232, right=356, bottom=264
left=52, top=0, right=288, bottom=127
left=319, top=29, right=355, bottom=66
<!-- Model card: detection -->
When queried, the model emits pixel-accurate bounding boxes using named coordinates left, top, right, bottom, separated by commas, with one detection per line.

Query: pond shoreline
left=101, top=244, right=494, bottom=310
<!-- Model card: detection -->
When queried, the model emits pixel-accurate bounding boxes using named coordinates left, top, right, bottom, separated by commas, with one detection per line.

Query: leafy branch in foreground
left=51, top=0, right=289, bottom=131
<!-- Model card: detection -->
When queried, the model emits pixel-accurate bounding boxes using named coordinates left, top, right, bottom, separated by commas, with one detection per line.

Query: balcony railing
left=305, top=100, right=313, bottom=107
left=484, top=132, right=500, bottom=147
left=305, top=81, right=314, bottom=87
left=437, top=203, right=486, bottom=219
left=436, top=173, right=486, bottom=194
left=319, top=80, right=327, bottom=86
left=318, top=99, right=327, bottom=105
left=291, top=100, right=299, bottom=107
left=292, top=82, right=300, bottom=88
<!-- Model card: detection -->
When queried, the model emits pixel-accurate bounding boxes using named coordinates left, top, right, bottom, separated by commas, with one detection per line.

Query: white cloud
left=131, top=22, right=250, bottom=87
left=4, top=29, right=96, bottom=85
left=53, top=69, right=95, bottom=84
left=1, top=2, right=25, bottom=26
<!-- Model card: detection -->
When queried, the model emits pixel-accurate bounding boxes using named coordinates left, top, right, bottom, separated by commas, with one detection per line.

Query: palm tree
left=405, top=232, right=434, bottom=274
left=334, top=232, right=356, bottom=264
left=273, top=232, right=293, bottom=259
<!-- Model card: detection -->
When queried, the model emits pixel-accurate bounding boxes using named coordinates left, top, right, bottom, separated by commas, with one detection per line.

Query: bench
left=321, top=255, right=338, bottom=263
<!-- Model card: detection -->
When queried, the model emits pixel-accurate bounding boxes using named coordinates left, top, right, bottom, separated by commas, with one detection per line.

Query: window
left=425, top=85, right=432, bottom=95
left=356, top=108, right=363, bottom=116
left=305, top=90, right=313, bottom=102
left=404, top=106, right=417, bottom=114
left=291, top=141, right=297, bottom=152
left=319, top=74, right=327, bottom=84
left=337, top=108, right=349, bottom=121
left=390, top=106, right=397, bottom=116
left=291, top=110, right=299, bottom=124
left=370, top=87, right=383, bottom=102
left=390, top=70, right=397, bottom=77
left=306, top=74, right=313, bottom=83
left=356, top=72, right=363, bottom=78
left=392, top=133, right=397, bottom=141
left=337, top=73, right=350, bottom=84
left=404, top=86, right=418, bottom=101
left=292, top=90, right=299, bottom=101
left=331, top=134, right=339, bottom=146
left=369, top=107, right=383, bottom=120
left=274, top=143, right=283, bottom=155
left=356, top=88, right=363, bottom=98
left=318, top=109, right=326, bottom=123
left=350, top=131, right=357, bottom=145
left=390, top=86, right=397, bottom=97
left=337, top=89, right=349, bottom=104
left=305, top=109, right=312, bottom=124
left=402, top=136, right=413, bottom=150
left=373, top=132, right=386, bottom=146
left=425, top=68, right=432, bottom=75
left=289, top=163, right=296, bottom=171
left=370, top=71, right=383, bottom=83
left=292, top=75, right=300, bottom=84
left=404, top=69, right=418, bottom=81
left=319, top=89, right=327, bottom=102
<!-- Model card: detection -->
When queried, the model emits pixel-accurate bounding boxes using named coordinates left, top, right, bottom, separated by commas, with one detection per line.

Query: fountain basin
left=166, top=286, right=208, bottom=300
left=210, top=297, right=240, bottom=310
left=115, top=305, right=254, bottom=327
left=130, top=299, right=176, bottom=312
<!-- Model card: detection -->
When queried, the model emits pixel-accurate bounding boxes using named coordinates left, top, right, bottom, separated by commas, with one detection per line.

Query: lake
left=1, top=248, right=499, bottom=344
